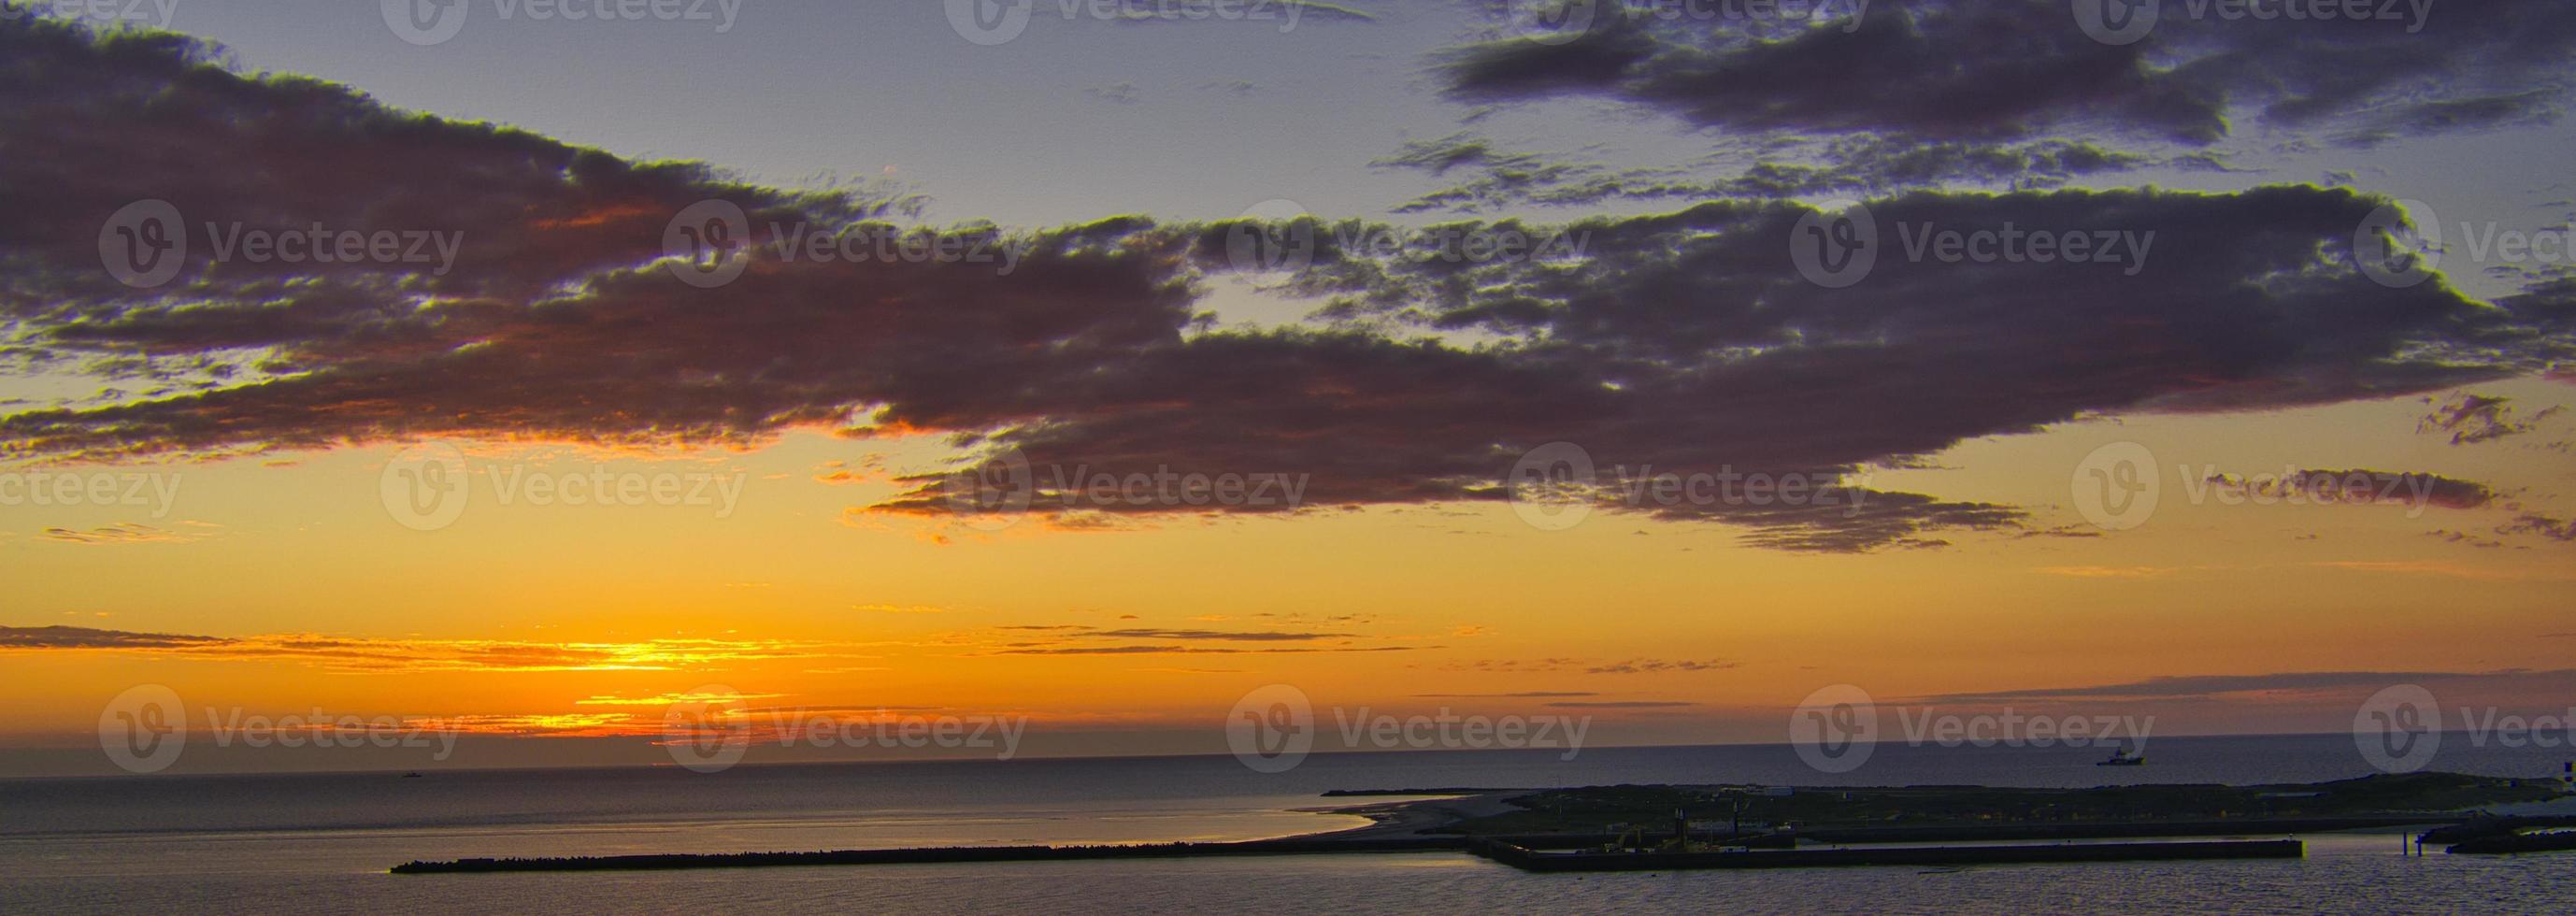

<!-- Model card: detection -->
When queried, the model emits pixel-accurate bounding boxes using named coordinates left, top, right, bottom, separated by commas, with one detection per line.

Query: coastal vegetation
left=1436, top=772, right=2565, bottom=837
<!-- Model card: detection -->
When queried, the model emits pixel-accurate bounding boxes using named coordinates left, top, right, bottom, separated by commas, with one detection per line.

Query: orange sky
left=7, top=376, right=2570, bottom=774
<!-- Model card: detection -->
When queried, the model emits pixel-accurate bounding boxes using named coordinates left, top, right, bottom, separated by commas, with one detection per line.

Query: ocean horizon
left=8, top=735, right=2575, bottom=912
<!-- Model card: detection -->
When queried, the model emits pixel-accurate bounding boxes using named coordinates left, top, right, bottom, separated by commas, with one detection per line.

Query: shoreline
left=386, top=772, right=2574, bottom=874
left=1288, top=790, right=1531, bottom=841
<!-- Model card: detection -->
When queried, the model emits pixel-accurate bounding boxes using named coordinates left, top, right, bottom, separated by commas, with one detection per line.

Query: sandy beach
left=1296, top=792, right=1530, bottom=841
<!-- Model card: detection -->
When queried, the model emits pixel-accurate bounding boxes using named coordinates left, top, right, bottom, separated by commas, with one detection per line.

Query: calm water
left=7, top=736, right=2574, bottom=913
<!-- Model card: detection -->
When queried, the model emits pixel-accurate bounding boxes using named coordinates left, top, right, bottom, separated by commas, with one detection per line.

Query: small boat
left=401, top=771, right=425, bottom=779
left=2096, top=747, right=2145, bottom=766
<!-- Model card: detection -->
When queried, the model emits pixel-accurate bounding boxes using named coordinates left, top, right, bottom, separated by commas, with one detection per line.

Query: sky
left=1, top=1, right=2572, bottom=777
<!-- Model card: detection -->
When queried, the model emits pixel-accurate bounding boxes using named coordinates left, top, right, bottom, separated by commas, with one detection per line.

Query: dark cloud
left=2420, top=392, right=2564, bottom=445
left=1585, top=658, right=1739, bottom=675
left=1281, top=190, right=2560, bottom=545
left=1376, top=132, right=1553, bottom=177
left=1307, top=189, right=2548, bottom=406
left=0, top=624, right=222, bottom=650
left=1415, top=691, right=1600, bottom=698
left=0, top=624, right=815, bottom=670
left=1382, top=133, right=2171, bottom=213
left=2426, top=528, right=2507, bottom=549
left=1443, top=0, right=2576, bottom=147
left=1085, top=82, right=1142, bottom=105
left=4, top=19, right=2569, bottom=555
left=2199, top=468, right=2496, bottom=510
left=1442, top=657, right=1584, bottom=673
left=1083, top=628, right=1356, bottom=641
left=0, top=16, right=903, bottom=304
left=2498, top=513, right=2576, bottom=542
left=39, top=522, right=202, bottom=545
left=992, top=625, right=1362, bottom=642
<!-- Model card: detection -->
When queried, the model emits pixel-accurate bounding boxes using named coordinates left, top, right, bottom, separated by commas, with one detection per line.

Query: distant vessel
left=402, top=772, right=425, bottom=779
left=2097, top=748, right=2145, bottom=766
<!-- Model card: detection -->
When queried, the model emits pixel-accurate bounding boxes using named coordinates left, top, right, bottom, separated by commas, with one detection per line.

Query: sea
left=5, top=734, right=2573, bottom=914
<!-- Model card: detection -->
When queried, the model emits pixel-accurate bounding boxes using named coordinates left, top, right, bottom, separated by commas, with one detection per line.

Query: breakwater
left=391, top=837, right=1465, bottom=874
